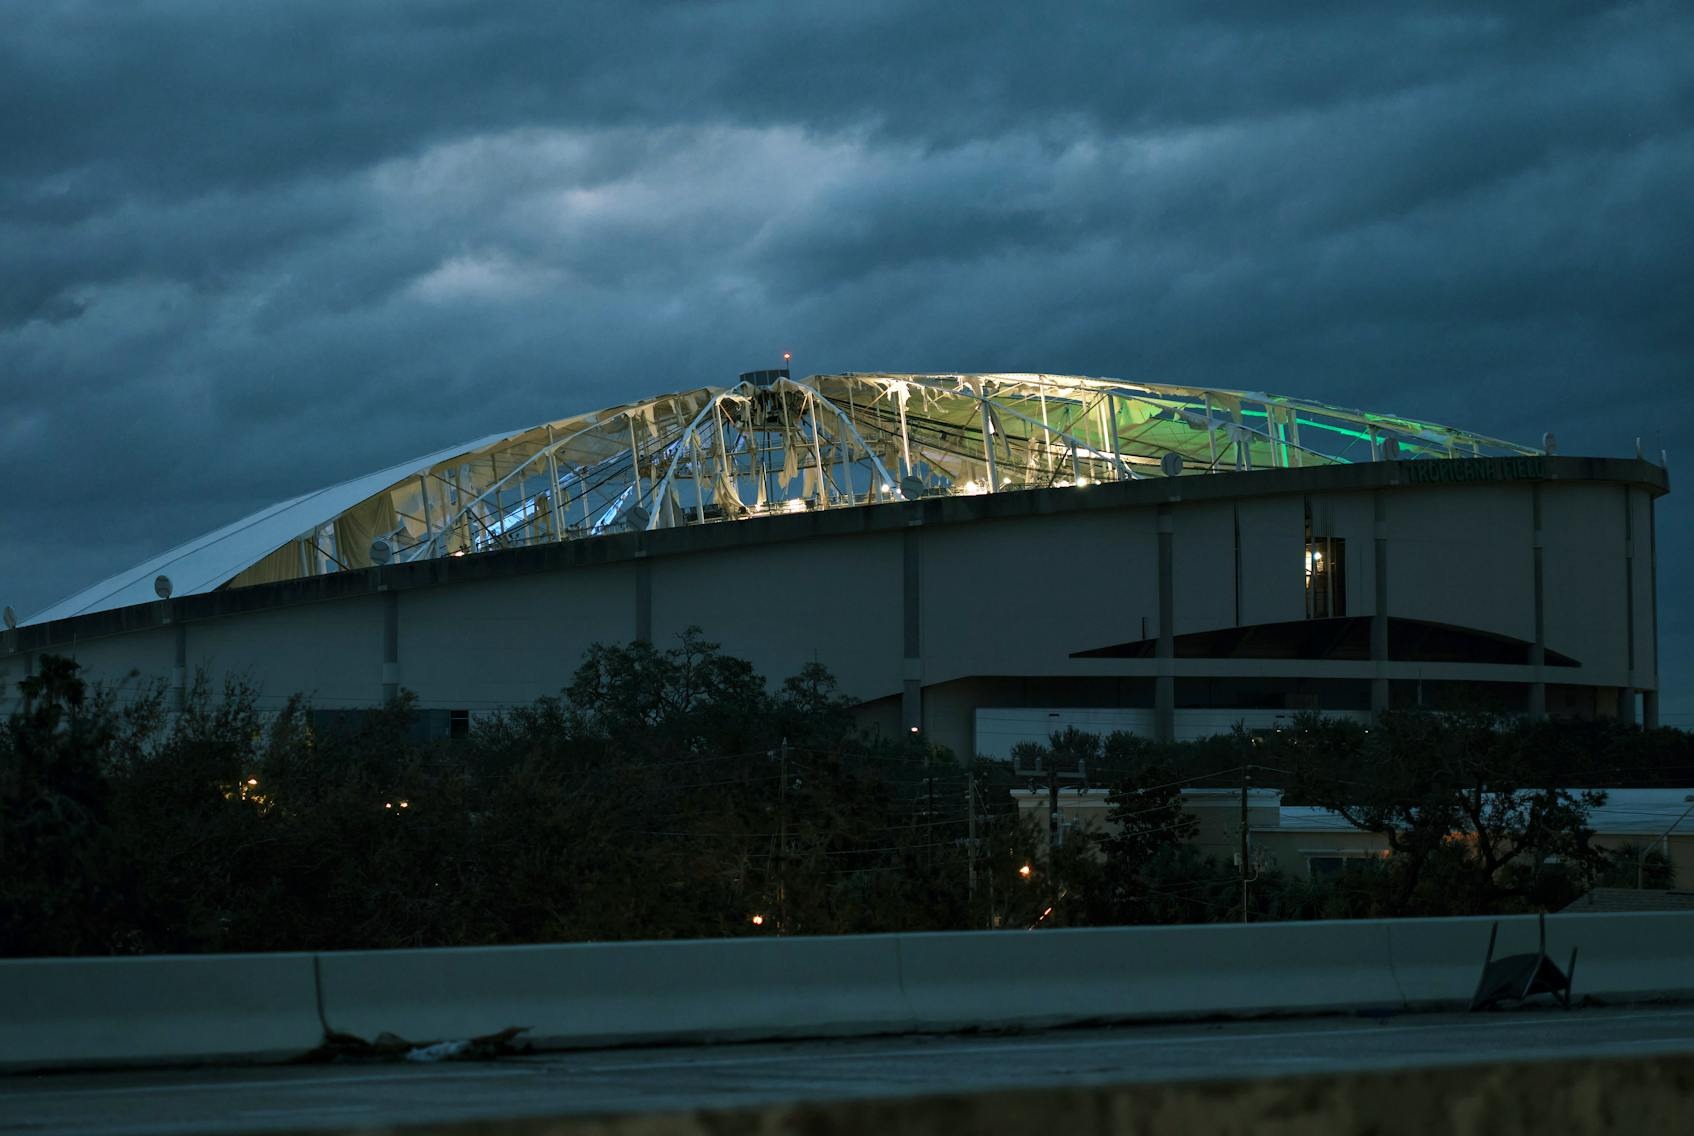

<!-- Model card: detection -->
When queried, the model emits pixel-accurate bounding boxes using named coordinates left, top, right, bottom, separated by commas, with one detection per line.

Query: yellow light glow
left=246, top=778, right=259, bottom=786
left=384, top=802, right=393, bottom=809
left=750, top=914, right=765, bottom=926
left=1019, top=864, right=1032, bottom=878
left=399, top=800, right=410, bottom=808
left=451, top=550, right=466, bottom=558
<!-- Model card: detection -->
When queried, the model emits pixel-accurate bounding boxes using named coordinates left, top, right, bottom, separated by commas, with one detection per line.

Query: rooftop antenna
left=2, top=606, right=15, bottom=631
left=1159, top=451, right=1183, bottom=478
left=369, top=538, right=392, bottom=566
left=154, top=575, right=173, bottom=600
left=782, top=351, right=793, bottom=376
left=1543, top=431, right=1558, bottom=456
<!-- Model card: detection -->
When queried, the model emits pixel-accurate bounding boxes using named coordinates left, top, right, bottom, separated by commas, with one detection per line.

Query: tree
left=1282, top=710, right=1607, bottom=915
left=1095, top=742, right=1202, bottom=922
left=0, top=658, right=165, bottom=955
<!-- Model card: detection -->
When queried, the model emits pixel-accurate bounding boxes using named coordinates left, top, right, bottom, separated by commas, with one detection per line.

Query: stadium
left=0, top=371, right=1669, bottom=756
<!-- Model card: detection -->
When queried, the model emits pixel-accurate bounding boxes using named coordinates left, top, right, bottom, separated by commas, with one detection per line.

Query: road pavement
left=5, top=1004, right=1694, bottom=1135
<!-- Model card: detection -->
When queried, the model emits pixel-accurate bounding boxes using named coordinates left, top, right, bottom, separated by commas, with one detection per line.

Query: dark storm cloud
left=2, top=1, right=1691, bottom=714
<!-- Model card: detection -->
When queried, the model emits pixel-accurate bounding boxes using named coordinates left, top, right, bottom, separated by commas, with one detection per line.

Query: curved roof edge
left=22, top=372, right=1555, bottom=627
left=7, top=456, right=1668, bottom=654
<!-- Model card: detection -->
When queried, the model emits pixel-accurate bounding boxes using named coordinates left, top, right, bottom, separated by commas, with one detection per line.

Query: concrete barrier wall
left=315, top=935, right=915, bottom=1047
left=896, top=919, right=1405, bottom=1029
left=0, top=953, right=321, bottom=1069
left=1385, top=911, right=1694, bottom=1007
left=4, top=911, right=1691, bottom=1072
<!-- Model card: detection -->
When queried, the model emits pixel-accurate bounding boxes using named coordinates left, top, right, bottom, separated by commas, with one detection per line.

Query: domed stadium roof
left=25, top=372, right=1537, bottom=625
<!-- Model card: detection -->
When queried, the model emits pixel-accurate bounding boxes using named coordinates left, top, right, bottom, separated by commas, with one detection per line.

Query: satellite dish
left=1159, top=452, right=1183, bottom=478
left=1543, top=431, right=1558, bottom=456
left=154, top=575, right=173, bottom=600
left=624, top=505, right=650, bottom=531
left=369, top=539, right=392, bottom=565
left=1382, top=436, right=1401, bottom=461
left=899, top=476, right=925, bottom=501
left=2, top=606, right=15, bottom=631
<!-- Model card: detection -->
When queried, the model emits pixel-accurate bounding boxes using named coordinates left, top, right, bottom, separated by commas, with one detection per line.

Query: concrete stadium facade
left=0, top=451, right=1668, bottom=758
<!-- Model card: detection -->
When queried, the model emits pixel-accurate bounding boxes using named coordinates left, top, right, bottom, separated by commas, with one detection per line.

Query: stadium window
left=1303, top=507, right=1346, bottom=618
left=449, top=708, right=470, bottom=738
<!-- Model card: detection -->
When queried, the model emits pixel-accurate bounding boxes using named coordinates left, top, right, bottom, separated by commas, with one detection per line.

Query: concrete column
left=1155, top=505, right=1174, bottom=743
left=172, top=618, right=188, bottom=714
left=902, top=523, right=923, bottom=735
left=1621, top=486, right=1636, bottom=726
left=634, top=552, right=652, bottom=644
left=1370, top=490, right=1389, bottom=717
left=1528, top=483, right=1546, bottom=720
left=381, top=588, right=400, bottom=702
left=1231, top=503, right=1242, bottom=627
left=1646, top=490, right=1660, bottom=728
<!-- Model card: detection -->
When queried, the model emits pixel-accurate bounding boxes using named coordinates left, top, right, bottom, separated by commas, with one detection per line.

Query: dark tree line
left=1019, top=712, right=1683, bottom=927
left=4, top=639, right=1686, bottom=956
left=0, top=634, right=1044, bottom=957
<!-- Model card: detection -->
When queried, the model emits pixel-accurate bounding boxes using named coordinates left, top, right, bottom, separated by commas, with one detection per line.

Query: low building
left=1016, top=786, right=1694, bottom=885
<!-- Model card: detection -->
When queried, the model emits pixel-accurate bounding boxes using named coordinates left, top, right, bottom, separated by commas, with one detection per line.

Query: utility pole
left=926, top=774, right=935, bottom=867
left=967, top=766, right=978, bottom=917
left=1240, top=763, right=1251, bottom=924
left=1048, top=758, right=1061, bottom=919
left=778, top=737, right=788, bottom=934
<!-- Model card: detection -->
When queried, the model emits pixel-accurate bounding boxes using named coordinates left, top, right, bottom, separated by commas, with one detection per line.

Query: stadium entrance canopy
left=27, top=373, right=1538, bottom=624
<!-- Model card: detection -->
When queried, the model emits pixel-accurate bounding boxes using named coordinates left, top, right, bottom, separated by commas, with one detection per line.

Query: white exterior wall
left=975, top=707, right=1372, bottom=758
left=192, top=598, right=384, bottom=710
left=1321, top=491, right=1379, bottom=618
left=649, top=533, right=902, bottom=703
left=401, top=567, right=635, bottom=709
left=1171, top=501, right=1237, bottom=636
left=1387, top=484, right=1534, bottom=644
left=1, top=631, right=176, bottom=716
left=1542, top=483, right=1628, bottom=680
left=1630, top=487, right=1658, bottom=684
left=1236, top=495, right=1306, bottom=626
left=920, top=511, right=1156, bottom=678
left=58, top=625, right=178, bottom=710
left=3, top=468, right=1662, bottom=740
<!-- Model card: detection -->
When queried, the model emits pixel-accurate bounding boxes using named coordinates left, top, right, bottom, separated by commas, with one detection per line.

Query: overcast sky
left=3, top=2, right=1690, bottom=719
